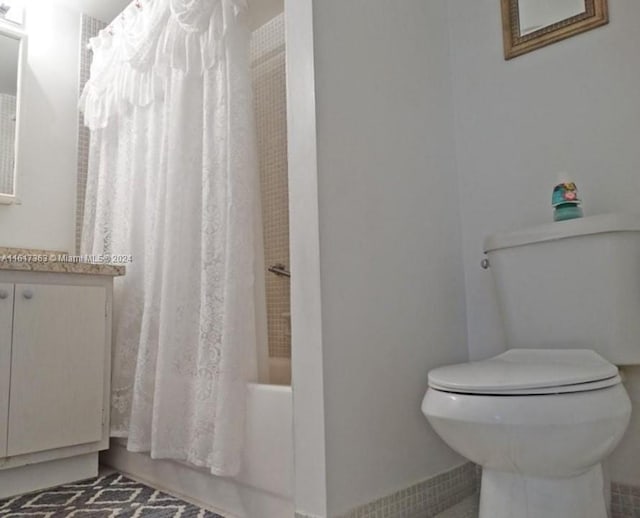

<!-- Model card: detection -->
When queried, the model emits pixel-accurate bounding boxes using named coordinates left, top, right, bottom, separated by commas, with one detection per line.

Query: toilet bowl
left=422, top=349, right=631, bottom=518
left=421, top=215, right=640, bottom=517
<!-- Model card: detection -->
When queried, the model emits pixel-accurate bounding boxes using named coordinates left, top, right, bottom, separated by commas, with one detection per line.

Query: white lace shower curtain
left=80, top=0, right=266, bottom=476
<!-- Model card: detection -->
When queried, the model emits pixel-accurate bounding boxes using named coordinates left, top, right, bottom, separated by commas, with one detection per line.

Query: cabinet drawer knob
left=0, top=290, right=8, bottom=300
left=22, top=289, right=34, bottom=300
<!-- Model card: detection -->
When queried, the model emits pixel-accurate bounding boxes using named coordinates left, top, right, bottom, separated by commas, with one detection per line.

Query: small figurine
left=552, top=182, right=583, bottom=221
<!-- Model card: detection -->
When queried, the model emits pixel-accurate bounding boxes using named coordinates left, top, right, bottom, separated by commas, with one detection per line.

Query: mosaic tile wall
left=0, top=93, right=16, bottom=194
left=293, top=465, right=640, bottom=518
left=430, top=479, right=640, bottom=518
left=76, top=14, right=107, bottom=253
left=611, top=481, right=640, bottom=518
left=434, top=494, right=478, bottom=518
left=251, top=13, right=291, bottom=359
left=295, top=462, right=479, bottom=518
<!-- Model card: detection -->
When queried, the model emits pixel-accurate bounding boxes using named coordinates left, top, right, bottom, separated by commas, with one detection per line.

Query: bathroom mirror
left=501, top=0, right=608, bottom=59
left=0, top=24, right=25, bottom=203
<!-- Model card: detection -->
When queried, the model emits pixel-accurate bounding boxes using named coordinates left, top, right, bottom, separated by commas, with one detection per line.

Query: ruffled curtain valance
left=80, top=0, right=248, bottom=130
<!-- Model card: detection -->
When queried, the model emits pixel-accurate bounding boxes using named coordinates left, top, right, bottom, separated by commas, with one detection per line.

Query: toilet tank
left=484, top=213, right=640, bottom=365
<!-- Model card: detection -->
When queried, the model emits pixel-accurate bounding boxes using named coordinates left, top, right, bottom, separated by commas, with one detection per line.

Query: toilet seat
left=428, top=349, right=621, bottom=395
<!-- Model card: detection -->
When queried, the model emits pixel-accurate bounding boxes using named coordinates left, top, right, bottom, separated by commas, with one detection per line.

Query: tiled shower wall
left=0, top=93, right=16, bottom=194
left=76, top=14, right=107, bottom=253
left=251, top=13, right=291, bottom=360
left=295, top=463, right=480, bottom=518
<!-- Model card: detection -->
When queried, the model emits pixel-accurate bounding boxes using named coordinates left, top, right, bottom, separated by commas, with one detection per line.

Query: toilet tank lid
left=484, top=213, right=640, bottom=253
left=428, top=349, right=618, bottom=394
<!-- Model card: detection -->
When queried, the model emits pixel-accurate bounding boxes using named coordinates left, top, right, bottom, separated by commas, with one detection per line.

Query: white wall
left=290, top=0, right=469, bottom=515
left=0, top=4, right=81, bottom=252
left=286, top=0, right=328, bottom=515
left=447, top=0, right=640, bottom=486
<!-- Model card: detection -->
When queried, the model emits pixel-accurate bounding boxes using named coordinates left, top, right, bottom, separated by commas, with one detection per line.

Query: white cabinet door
left=7, top=284, right=107, bottom=457
left=0, top=283, right=14, bottom=458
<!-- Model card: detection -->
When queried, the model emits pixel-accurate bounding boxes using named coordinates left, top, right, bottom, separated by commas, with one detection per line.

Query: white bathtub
left=101, top=383, right=294, bottom=518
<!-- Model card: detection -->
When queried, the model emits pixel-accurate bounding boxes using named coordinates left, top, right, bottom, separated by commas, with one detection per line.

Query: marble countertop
left=0, top=248, right=126, bottom=277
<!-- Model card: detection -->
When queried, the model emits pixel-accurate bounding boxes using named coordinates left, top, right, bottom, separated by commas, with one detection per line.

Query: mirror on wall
left=501, top=0, right=608, bottom=59
left=0, top=25, right=24, bottom=203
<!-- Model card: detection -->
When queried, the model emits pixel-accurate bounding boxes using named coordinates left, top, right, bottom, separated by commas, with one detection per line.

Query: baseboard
left=296, top=466, right=639, bottom=518
left=0, top=453, right=98, bottom=499
left=327, top=462, right=479, bottom=518
left=611, top=481, right=640, bottom=518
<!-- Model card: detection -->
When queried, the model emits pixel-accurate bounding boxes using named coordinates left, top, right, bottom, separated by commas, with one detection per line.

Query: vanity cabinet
left=0, top=262, right=122, bottom=499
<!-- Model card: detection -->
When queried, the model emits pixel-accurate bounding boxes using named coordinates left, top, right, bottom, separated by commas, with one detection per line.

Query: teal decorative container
left=552, top=182, right=583, bottom=222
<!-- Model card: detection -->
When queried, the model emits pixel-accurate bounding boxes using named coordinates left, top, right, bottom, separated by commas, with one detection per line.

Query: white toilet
left=422, top=213, right=639, bottom=518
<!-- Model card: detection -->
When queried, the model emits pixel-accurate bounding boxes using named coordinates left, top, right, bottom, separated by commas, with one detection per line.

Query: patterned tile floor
left=434, top=493, right=479, bottom=518
left=0, top=473, right=224, bottom=517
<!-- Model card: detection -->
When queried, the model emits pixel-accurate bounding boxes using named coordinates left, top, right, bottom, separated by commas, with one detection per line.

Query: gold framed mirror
left=501, top=0, right=608, bottom=60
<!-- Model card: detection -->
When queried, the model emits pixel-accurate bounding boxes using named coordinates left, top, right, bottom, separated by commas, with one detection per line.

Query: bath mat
left=0, top=472, right=224, bottom=517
